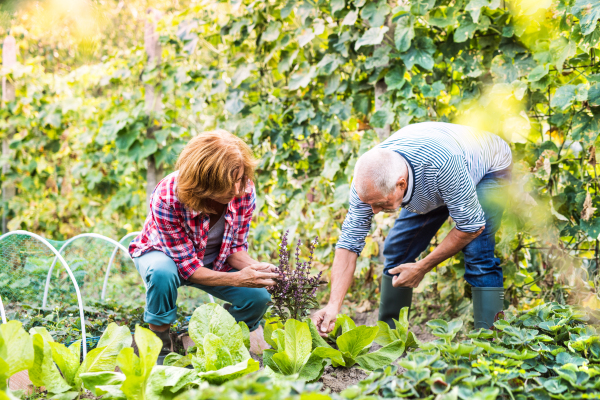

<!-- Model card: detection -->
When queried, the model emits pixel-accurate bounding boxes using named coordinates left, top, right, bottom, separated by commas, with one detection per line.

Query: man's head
left=354, top=148, right=409, bottom=214
left=176, top=129, right=258, bottom=213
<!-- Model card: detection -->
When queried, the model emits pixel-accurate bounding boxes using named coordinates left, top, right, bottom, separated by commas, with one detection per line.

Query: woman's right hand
left=236, top=264, right=279, bottom=288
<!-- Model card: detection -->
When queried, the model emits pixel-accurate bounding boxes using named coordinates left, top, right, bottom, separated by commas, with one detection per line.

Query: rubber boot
left=378, top=274, right=413, bottom=328
left=151, top=328, right=172, bottom=365
left=472, top=287, right=504, bottom=329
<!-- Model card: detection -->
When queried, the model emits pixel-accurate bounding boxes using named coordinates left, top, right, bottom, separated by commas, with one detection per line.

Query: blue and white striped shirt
left=336, top=122, right=512, bottom=255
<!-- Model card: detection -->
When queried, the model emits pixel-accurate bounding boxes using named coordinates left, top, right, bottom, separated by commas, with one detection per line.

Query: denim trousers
left=383, top=169, right=511, bottom=287
left=134, top=250, right=271, bottom=331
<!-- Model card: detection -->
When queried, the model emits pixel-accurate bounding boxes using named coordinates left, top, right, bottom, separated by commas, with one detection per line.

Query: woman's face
left=210, top=167, right=245, bottom=205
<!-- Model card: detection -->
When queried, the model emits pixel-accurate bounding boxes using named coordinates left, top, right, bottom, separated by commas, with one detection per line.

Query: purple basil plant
left=267, top=230, right=322, bottom=322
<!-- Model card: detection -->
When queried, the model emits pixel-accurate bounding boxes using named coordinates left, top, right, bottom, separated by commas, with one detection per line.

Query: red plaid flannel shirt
left=129, top=171, right=256, bottom=280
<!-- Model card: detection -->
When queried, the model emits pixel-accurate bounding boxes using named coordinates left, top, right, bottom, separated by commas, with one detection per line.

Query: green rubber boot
left=472, top=287, right=505, bottom=329
left=378, top=274, right=413, bottom=328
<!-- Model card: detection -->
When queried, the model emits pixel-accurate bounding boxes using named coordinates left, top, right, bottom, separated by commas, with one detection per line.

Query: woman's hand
left=235, top=264, right=279, bottom=288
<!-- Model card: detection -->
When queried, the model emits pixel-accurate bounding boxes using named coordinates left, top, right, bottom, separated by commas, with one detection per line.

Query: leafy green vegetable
left=0, top=321, right=34, bottom=392
left=188, top=303, right=259, bottom=384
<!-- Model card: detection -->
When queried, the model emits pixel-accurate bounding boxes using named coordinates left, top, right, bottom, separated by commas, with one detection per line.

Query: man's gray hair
left=354, top=148, right=406, bottom=197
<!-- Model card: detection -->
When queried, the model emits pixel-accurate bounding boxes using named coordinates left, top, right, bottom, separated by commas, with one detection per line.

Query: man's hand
left=311, top=304, right=339, bottom=337
left=388, top=261, right=428, bottom=288
left=235, top=264, right=279, bottom=288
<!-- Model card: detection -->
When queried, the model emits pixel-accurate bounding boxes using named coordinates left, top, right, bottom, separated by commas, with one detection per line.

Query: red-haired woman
left=129, top=130, right=277, bottom=364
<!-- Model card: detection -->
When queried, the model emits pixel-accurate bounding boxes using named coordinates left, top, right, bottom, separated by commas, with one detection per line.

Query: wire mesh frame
left=0, top=230, right=89, bottom=357
left=101, top=231, right=141, bottom=301
left=42, top=233, right=141, bottom=309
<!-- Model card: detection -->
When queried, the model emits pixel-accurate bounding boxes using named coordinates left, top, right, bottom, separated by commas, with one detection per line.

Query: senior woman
left=129, top=129, right=277, bottom=364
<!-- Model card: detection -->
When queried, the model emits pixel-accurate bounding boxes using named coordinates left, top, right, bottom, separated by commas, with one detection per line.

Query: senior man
left=312, top=121, right=512, bottom=333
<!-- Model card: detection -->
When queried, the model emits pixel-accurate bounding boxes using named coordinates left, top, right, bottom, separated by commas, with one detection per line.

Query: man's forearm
left=327, top=248, right=358, bottom=310
left=420, top=227, right=483, bottom=271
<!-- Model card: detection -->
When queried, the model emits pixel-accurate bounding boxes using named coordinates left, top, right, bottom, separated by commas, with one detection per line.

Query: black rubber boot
left=472, top=287, right=504, bottom=329
left=151, top=328, right=172, bottom=365
left=378, top=274, right=413, bottom=328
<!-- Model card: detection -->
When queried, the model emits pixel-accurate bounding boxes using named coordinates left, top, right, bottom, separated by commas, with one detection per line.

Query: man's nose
left=371, top=206, right=381, bottom=214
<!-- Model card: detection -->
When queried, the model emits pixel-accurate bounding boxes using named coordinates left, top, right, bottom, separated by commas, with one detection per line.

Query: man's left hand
left=388, top=262, right=428, bottom=288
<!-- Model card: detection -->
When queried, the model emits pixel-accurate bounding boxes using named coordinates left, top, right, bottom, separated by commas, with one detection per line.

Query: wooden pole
left=144, top=8, right=162, bottom=213
left=2, top=35, right=16, bottom=234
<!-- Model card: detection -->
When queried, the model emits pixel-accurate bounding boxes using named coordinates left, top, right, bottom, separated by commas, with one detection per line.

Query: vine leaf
left=572, top=0, right=600, bottom=35
left=355, top=26, right=389, bottom=50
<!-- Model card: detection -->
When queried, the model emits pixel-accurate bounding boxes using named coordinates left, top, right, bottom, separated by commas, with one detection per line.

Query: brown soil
left=319, top=365, right=369, bottom=393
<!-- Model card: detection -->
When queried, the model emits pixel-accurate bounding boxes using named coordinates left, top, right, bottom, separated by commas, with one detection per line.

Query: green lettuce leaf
left=80, top=371, right=125, bottom=396
left=203, top=333, right=233, bottom=371
left=117, top=325, right=162, bottom=400
left=0, top=321, right=34, bottom=381
left=356, top=339, right=406, bottom=370
left=29, top=332, right=72, bottom=394
left=189, top=303, right=249, bottom=364
left=271, top=319, right=312, bottom=375
left=197, top=358, right=259, bottom=385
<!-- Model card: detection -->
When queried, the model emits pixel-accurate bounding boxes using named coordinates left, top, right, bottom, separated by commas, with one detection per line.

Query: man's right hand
left=311, top=304, right=339, bottom=337
left=236, top=264, right=279, bottom=288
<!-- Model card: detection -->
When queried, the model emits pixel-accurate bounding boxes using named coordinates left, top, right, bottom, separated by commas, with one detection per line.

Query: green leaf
left=262, top=21, right=282, bottom=42
left=588, top=83, right=600, bottom=106
left=289, top=66, right=317, bottom=90
left=573, top=0, right=600, bottom=35
left=75, top=323, right=132, bottom=388
left=465, top=0, right=500, bottom=23
left=264, top=317, right=284, bottom=350
left=400, top=36, right=435, bottom=70
left=307, top=320, right=331, bottom=350
left=298, top=352, right=327, bottom=382
left=355, top=27, right=389, bottom=50
left=238, top=321, right=250, bottom=350
left=29, top=333, right=72, bottom=394
left=49, top=342, right=81, bottom=387
left=336, top=325, right=379, bottom=358
left=454, top=14, right=478, bottom=43
left=312, top=347, right=345, bottom=367
left=189, top=303, right=249, bottom=364
left=277, top=319, right=312, bottom=374
left=204, top=333, right=234, bottom=371
left=117, top=325, right=162, bottom=400
left=342, top=10, right=358, bottom=26
left=551, top=85, right=586, bottom=111
left=356, top=339, right=405, bottom=370
left=384, top=65, right=406, bottom=90
left=331, top=0, right=345, bottom=14
left=528, top=64, right=550, bottom=82
left=361, top=1, right=391, bottom=27
left=370, top=108, right=394, bottom=128
left=394, top=15, right=414, bottom=52
left=427, top=6, right=459, bottom=27
left=0, top=321, right=34, bottom=379
left=410, top=0, right=435, bottom=15
left=80, top=371, right=125, bottom=396
left=147, top=365, right=198, bottom=396
left=197, top=358, right=259, bottom=385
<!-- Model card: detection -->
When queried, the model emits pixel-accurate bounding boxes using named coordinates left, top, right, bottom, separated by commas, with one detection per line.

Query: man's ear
left=396, top=176, right=407, bottom=191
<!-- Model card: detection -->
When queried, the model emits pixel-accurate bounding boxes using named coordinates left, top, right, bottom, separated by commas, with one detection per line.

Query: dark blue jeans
left=383, top=169, right=511, bottom=288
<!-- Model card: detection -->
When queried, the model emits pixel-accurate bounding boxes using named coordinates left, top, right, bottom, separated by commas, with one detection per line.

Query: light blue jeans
left=134, top=250, right=271, bottom=331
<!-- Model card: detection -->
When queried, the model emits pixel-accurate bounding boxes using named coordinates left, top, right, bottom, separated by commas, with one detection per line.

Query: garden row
left=1, top=301, right=599, bottom=400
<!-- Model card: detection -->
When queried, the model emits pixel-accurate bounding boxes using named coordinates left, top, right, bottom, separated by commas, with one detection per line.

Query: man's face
left=358, top=179, right=407, bottom=214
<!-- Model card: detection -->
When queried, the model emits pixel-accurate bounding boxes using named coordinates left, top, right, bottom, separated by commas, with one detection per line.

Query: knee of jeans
left=148, top=265, right=179, bottom=290
left=240, top=289, right=271, bottom=313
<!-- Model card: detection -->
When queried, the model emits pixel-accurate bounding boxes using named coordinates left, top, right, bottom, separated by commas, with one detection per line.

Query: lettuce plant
left=262, top=318, right=340, bottom=382
left=322, top=314, right=407, bottom=371
left=80, top=325, right=197, bottom=400
left=187, top=303, right=259, bottom=384
left=268, top=231, right=322, bottom=322
left=28, top=322, right=132, bottom=400
left=0, top=321, right=34, bottom=399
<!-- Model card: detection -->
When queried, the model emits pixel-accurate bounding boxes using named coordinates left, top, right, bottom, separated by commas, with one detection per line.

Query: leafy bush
left=268, top=231, right=322, bottom=322
left=187, top=303, right=259, bottom=384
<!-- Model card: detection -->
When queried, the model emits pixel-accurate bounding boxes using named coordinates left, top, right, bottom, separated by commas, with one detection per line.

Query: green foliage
left=29, top=322, right=132, bottom=399
left=0, top=321, right=33, bottom=392
left=188, top=303, right=259, bottom=384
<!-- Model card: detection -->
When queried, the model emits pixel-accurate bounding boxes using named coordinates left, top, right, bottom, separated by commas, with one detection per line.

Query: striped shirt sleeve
left=436, top=156, right=486, bottom=233
left=336, top=183, right=374, bottom=255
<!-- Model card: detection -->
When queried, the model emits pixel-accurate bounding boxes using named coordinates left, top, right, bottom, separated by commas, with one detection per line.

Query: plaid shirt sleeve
left=151, top=196, right=201, bottom=280
left=229, top=183, right=256, bottom=254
